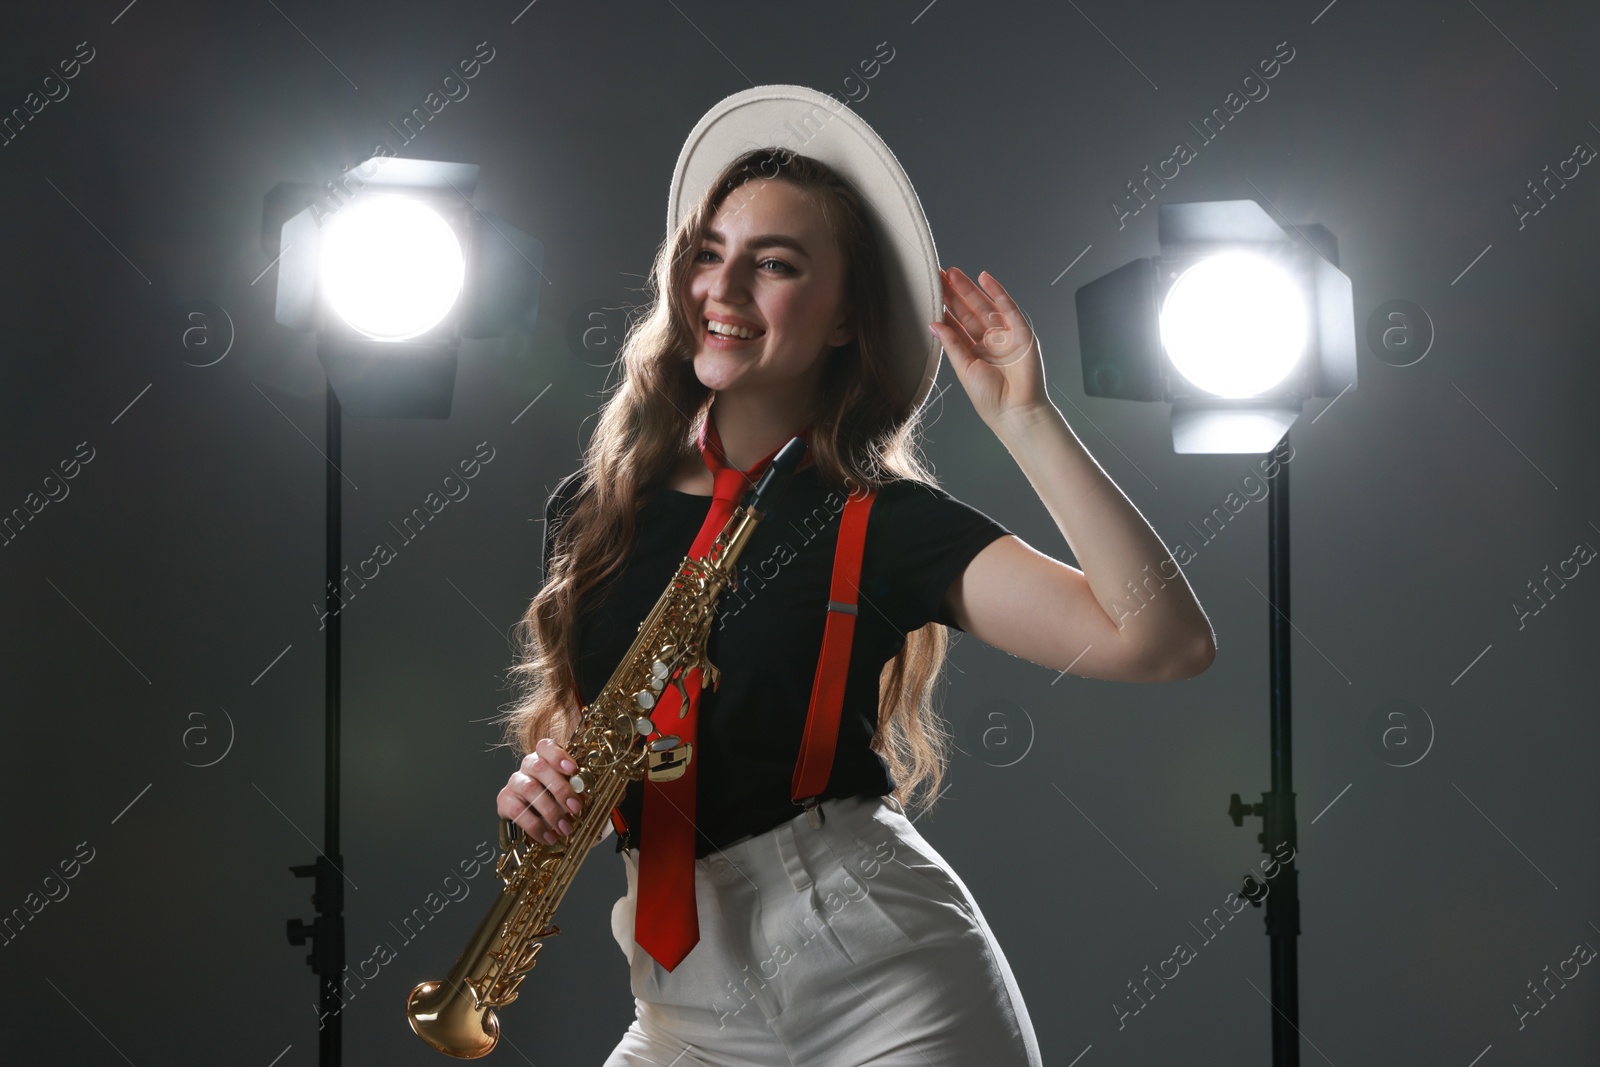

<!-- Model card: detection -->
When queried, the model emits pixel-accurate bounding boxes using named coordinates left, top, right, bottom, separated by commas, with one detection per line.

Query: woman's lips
left=703, top=321, right=765, bottom=347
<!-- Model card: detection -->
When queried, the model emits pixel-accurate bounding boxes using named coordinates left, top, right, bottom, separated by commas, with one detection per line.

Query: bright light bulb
left=1158, top=252, right=1309, bottom=398
left=320, top=196, right=465, bottom=341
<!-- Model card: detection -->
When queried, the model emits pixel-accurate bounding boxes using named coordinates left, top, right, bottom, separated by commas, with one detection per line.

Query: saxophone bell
left=406, top=977, right=502, bottom=1060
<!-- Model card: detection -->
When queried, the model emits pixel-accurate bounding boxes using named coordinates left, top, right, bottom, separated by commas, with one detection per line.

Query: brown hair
left=498, top=148, right=956, bottom=815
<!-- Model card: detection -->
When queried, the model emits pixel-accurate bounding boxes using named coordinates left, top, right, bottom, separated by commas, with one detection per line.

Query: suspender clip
left=801, top=796, right=825, bottom=830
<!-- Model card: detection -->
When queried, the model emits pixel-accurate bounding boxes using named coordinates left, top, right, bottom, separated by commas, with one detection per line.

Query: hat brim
left=668, top=84, right=942, bottom=416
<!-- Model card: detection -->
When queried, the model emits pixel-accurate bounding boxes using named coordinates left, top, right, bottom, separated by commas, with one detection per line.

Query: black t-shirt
left=539, top=463, right=1011, bottom=857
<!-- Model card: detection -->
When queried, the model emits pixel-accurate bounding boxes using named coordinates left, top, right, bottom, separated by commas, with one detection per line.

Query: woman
left=498, top=87, right=1215, bottom=1066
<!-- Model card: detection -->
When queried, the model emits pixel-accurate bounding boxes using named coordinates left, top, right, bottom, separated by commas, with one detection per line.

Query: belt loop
left=774, top=818, right=813, bottom=893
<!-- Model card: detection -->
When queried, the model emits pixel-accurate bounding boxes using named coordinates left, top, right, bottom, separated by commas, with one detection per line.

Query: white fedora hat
left=667, top=84, right=943, bottom=415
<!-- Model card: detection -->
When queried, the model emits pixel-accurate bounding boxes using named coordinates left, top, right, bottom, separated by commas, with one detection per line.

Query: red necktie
left=634, top=415, right=809, bottom=971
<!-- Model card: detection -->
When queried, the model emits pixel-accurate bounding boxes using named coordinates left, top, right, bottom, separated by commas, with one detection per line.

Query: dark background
left=2, top=1, right=1597, bottom=1064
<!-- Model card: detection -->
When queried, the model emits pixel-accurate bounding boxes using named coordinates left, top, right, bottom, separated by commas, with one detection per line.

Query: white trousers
left=603, top=793, right=1042, bottom=1066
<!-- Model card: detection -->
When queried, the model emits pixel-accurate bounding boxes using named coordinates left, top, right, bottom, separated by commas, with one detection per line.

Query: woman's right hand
left=497, top=737, right=585, bottom=845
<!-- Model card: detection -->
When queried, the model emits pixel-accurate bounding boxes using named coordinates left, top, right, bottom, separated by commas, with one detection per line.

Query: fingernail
left=567, top=798, right=582, bottom=814
left=561, top=759, right=576, bottom=773
left=557, top=819, right=573, bottom=836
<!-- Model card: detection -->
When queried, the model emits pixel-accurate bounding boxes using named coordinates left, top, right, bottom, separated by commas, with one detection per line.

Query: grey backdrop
left=2, top=1, right=1596, bottom=1064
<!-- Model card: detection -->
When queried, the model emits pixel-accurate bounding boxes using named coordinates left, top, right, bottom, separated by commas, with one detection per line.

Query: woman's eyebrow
left=703, top=227, right=812, bottom=258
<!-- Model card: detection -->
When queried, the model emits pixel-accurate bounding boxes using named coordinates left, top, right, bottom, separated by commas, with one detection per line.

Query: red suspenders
left=609, top=486, right=878, bottom=839
left=790, top=486, right=877, bottom=824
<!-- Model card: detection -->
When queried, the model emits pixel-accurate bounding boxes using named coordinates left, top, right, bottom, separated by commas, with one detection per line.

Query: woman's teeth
left=707, top=320, right=762, bottom=339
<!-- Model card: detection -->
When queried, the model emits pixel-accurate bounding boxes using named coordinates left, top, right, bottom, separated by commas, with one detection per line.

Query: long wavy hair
left=498, top=147, right=958, bottom=816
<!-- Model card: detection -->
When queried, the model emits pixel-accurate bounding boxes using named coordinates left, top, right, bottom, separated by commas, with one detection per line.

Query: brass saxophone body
left=407, top=438, right=808, bottom=1058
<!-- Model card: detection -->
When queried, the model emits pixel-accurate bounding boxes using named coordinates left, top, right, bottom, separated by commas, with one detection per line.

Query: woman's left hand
left=930, top=267, right=1050, bottom=431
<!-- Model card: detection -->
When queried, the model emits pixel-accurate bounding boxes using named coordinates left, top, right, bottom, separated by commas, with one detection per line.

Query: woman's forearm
left=992, top=402, right=1216, bottom=671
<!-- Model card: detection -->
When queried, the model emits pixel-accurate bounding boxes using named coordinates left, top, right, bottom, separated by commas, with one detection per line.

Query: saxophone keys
left=634, top=689, right=657, bottom=710
left=652, top=660, right=670, bottom=681
left=647, top=734, right=681, bottom=753
left=634, top=716, right=656, bottom=737
left=568, top=773, right=586, bottom=794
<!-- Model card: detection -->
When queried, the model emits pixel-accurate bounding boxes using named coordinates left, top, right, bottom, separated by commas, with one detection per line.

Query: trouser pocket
left=809, top=798, right=977, bottom=966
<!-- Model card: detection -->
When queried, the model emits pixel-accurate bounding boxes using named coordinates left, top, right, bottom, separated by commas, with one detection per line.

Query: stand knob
left=1228, top=792, right=1264, bottom=828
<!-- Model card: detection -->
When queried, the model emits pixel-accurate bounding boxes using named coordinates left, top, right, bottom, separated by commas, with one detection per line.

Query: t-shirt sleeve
left=871, top=479, right=1012, bottom=633
left=540, top=470, right=584, bottom=583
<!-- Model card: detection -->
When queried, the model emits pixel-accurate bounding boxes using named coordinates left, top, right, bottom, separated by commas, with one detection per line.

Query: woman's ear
left=826, top=302, right=856, bottom=348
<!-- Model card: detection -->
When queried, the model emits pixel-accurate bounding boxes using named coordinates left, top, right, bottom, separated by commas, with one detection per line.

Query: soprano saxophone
left=406, top=436, right=809, bottom=1059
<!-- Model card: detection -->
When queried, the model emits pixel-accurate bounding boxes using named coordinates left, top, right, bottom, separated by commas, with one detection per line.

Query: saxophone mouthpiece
left=745, top=436, right=808, bottom=515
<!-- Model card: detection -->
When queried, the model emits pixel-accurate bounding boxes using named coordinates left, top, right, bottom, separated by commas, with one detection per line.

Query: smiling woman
left=481, top=82, right=1212, bottom=1066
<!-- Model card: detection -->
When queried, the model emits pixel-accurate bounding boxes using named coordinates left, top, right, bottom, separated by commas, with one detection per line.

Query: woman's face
left=682, top=178, right=854, bottom=406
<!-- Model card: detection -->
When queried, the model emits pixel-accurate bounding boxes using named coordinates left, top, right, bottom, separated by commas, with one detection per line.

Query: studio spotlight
left=1075, top=199, right=1355, bottom=454
left=262, top=155, right=544, bottom=418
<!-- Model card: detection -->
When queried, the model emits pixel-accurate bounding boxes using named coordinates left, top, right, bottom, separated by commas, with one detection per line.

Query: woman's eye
left=692, top=249, right=792, bottom=273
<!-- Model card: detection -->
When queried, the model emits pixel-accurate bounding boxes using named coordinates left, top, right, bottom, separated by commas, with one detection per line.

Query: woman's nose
left=707, top=261, right=750, bottom=303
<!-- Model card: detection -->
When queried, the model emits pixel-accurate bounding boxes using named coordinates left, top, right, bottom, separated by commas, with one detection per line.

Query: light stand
left=285, top=384, right=348, bottom=1064
left=1228, top=433, right=1300, bottom=1064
